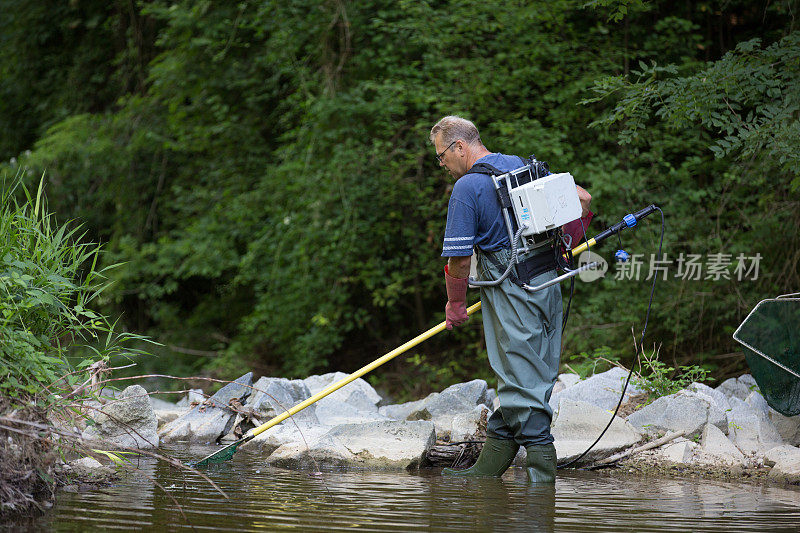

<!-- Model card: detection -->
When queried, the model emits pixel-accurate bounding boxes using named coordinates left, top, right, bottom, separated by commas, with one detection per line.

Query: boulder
left=66, top=457, right=115, bottom=482
left=442, top=380, right=493, bottom=407
left=440, top=405, right=490, bottom=442
left=768, top=409, right=800, bottom=446
left=315, top=399, right=388, bottom=426
left=726, top=397, right=783, bottom=454
left=176, top=388, right=206, bottom=407
left=768, top=447, right=800, bottom=484
left=240, top=421, right=331, bottom=457
left=81, top=385, right=159, bottom=449
left=655, top=437, right=696, bottom=464
left=159, top=372, right=253, bottom=443
left=763, top=445, right=800, bottom=467
left=303, top=372, right=386, bottom=425
left=626, top=390, right=726, bottom=437
left=486, top=388, right=498, bottom=407
left=549, top=367, right=641, bottom=414
left=154, top=407, right=186, bottom=428
left=246, top=377, right=317, bottom=425
left=265, top=420, right=436, bottom=470
left=687, top=382, right=730, bottom=412
left=378, top=380, right=491, bottom=430
left=716, top=374, right=758, bottom=401
left=699, top=423, right=745, bottom=465
left=745, top=390, right=770, bottom=414
left=559, top=373, right=581, bottom=388
left=304, top=372, right=382, bottom=407
left=551, top=398, right=642, bottom=464
left=379, top=399, right=425, bottom=421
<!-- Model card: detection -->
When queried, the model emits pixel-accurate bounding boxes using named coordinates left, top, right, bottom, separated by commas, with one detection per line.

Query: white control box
left=508, top=172, right=582, bottom=236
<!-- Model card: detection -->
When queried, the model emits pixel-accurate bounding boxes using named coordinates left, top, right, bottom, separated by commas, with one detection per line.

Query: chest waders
left=444, top=156, right=591, bottom=482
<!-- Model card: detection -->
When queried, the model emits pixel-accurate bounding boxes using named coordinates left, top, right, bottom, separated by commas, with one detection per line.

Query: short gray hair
left=429, top=115, right=482, bottom=147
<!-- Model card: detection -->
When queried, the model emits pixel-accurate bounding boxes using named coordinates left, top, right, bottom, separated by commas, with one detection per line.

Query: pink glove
left=444, top=264, right=469, bottom=330
left=563, top=210, right=594, bottom=248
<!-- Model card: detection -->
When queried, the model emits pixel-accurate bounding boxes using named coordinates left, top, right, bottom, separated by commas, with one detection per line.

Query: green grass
left=0, top=171, right=151, bottom=404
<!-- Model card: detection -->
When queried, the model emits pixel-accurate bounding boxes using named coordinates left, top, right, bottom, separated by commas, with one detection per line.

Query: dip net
left=733, top=293, right=800, bottom=416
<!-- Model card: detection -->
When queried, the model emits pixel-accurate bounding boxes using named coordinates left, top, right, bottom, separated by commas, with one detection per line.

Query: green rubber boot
left=525, top=443, right=557, bottom=483
left=442, top=437, right=520, bottom=477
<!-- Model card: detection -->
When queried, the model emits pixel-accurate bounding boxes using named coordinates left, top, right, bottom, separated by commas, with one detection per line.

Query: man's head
left=430, top=116, right=490, bottom=179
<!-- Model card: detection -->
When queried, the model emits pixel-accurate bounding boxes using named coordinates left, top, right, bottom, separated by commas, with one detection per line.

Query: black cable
left=562, top=276, right=575, bottom=331
left=557, top=206, right=665, bottom=469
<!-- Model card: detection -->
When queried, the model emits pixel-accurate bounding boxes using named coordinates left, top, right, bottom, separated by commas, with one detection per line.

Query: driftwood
left=424, top=440, right=483, bottom=468
left=422, top=409, right=488, bottom=468
left=588, top=430, right=687, bottom=469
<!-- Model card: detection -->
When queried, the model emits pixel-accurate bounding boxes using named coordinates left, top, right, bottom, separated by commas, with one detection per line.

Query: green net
left=734, top=296, right=800, bottom=416
left=193, top=441, right=242, bottom=467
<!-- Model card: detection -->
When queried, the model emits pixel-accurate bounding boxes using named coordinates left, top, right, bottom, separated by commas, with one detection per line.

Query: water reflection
left=28, top=445, right=800, bottom=532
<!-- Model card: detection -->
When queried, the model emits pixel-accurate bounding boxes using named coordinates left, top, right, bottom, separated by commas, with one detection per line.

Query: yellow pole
left=568, top=237, right=596, bottom=258
left=248, top=236, right=601, bottom=440
left=250, top=301, right=483, bottom=438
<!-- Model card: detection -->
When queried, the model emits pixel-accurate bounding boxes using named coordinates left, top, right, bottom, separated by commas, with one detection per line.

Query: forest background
left=1, top=0, right=797, bottom=401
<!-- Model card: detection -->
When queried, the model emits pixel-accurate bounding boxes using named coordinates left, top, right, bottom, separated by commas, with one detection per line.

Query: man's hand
left=444, top=260, right=470, bottom=329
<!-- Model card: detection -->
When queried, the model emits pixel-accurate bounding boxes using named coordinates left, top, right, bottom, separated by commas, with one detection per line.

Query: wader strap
left=467, top=158, right=527, bottom=211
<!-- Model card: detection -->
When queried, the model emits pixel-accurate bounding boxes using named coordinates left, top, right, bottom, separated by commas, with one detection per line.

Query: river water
left=9, top=445, right=800, bottom=531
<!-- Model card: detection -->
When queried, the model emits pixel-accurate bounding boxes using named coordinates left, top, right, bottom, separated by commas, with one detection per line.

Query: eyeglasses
left=436, top=140, right=457, bottom=163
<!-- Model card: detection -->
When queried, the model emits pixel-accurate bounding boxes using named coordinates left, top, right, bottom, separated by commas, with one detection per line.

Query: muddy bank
left=0, top=396, right=117, bottom=519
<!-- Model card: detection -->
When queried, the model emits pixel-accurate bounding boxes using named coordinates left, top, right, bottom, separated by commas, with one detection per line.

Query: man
left=431, top=115, right=592, bottom=483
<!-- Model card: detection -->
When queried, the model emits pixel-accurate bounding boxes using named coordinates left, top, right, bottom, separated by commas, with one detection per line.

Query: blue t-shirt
left=441, top=153, right=527, bottom=257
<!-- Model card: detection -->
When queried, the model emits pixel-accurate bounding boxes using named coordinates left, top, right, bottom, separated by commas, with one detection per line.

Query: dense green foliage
left=0, top=175, right=148, bottom=401
left=1, top=0, right=797, bottom=398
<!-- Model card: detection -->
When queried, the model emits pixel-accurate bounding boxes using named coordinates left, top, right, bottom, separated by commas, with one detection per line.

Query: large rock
left=154, top=407, right=187, bottom=428
left=699, top=423, right=745, bottom=466
left=265, top=420, right=436, bottom=470
left=246, top=377, right=317, bottom=425
left=726, top=396, right=783, bottom=454
left=159, top=372, right=253, bottom=443
left=558, top=373, right=581, bottom=389
left=240, top=420, right=331, bottom=457
left=551, top=399, right=642, bottom=464
left=549, top=367, right=641, bottom=414
left=687, top=382, right=730, bottom=412
left=379, top=399, right=425, bottom=421
left=378, top=380, right=492, bottom=435
left=716, top=374, right=758, bottom=401
left=655, top=437, right=697, bottom=464
left=553, top=373, right=581, bottom=394
left=741, top=389, right=800, bottom=446
left=626, top=390, right=726, bottom=437
left=304, top=372, right=386, bottom=425
left=767, top=446, right=800, bottom=484
left=440, top=405, right=490, bottom=442
left=409, top=380, right=492, bottom=417
left=304, top=372, right=382, bottom=407
left=768, top=409, right=800, bottom=446
left=176, top=388, right=206, bottom=407
left=403, top=380, right=492, bottom=438
left=763, top=445, right=800, bottom=467
left=82, top=385, right=159, bottom=449
left=66, top=457, right=115, bottom=482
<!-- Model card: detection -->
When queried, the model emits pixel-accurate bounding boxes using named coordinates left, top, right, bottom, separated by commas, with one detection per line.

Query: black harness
left=466, top=157, right=560, bottom=286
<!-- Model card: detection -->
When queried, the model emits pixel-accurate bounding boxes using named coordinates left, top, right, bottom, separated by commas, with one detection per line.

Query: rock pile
left=83, top=369, right=800, bottom=483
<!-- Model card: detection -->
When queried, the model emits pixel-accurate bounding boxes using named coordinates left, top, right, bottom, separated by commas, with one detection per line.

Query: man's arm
left=444, top=255, right=472, bottom=330
left=577, top=185, right=592, bottom=217
left=447, top=255, right=472, bottom=279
